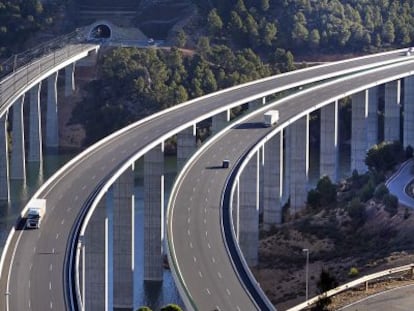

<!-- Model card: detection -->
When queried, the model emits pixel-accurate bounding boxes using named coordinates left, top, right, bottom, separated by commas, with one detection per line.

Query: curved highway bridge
left=0, top=39, right=413, bottom=311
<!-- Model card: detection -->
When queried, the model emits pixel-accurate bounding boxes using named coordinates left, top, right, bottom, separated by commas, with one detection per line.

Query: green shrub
left=348, top=267, right=359, bottom=277
left=384, top=193, right=398, bottom=216
left=374, top=183, right=389, bottom=200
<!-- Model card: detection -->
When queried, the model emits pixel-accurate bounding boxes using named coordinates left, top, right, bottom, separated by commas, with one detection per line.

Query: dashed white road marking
left=50, top=264, right=53, bottom=271
left=61, top=219, right=65, bottom=225
left=187, top=229, right=190, bottom=236
left=189, top=242, right=193, bottom=248
left=206, top=288, right=211, bottom=295
left=218, top=272, right=222, bottom=279
left=193, top=256, right=197, bottom=263
left=198, top=271, right=203, bottom=278
left=226, top=288, right=231, bottom=296
left=92, top=175, right=96, bottom=180
left=212, top=257, right=216, bottom=263
left=49, top=281, right=52, bottom=290
left=207, top=243, right=211, bottom=249
left=82, top=185, right=86, bottom=190
left=50, top=301, right=53, bottom=309
left=28, top=280, right=31, bottom=288
left=74, top=195, right=79, bottom=201
left=56, top=234, right=59, bottom=240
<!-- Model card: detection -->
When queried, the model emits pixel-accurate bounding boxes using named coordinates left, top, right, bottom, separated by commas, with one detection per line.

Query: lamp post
left=303, top=248, right=309, bottom=301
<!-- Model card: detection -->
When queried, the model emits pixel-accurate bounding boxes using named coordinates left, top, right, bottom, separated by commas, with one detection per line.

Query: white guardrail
left=287, top=264, right=414, bottom=311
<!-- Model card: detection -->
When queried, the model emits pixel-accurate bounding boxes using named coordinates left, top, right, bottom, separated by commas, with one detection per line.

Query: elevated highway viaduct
left=0, top=44, right=413, bottom=311
left=168, top=60, right=414, bottom=310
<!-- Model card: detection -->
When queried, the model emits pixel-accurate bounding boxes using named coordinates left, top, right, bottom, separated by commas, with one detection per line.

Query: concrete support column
left=384, top=80, right=401, bottom=142
left=351, top=90, right=368, bottom=174
left=11, top=95, right=26, bottom=180
left=211, top=110, right=230, bottom=135
left=263, top=132, right=283, bottom=229
left=320, top=101, right=339, bottom=181
left=113, top=167, right=134, bottom=308
left=46, top=72, right=59, bottom=147
left=282, top=127, right=291, bottom=205
left=404, top=76, right=414, bottom=148
left=28, top=82, right=42, bottom=162
left=248, top=97, right=266, bottom=110
left=144, top=144, right=164, bottom=281
left=177, top=125, right=196, bottom=170
left=85, top=196, right=108, bottom=311
left=0, top=113, right=10, bottom=201
left=232, top=180, right=240, bottom=240
left=239, top=152, right=259, bottom=266
left=289, top=115, right=309, bottom=213
left=65, top=62, right=75, bottom=96
left=367, top=86, right=379, bottom=148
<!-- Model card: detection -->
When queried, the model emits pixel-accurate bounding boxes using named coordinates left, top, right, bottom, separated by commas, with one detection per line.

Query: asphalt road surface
left=339, top=284, right=414, bottom=311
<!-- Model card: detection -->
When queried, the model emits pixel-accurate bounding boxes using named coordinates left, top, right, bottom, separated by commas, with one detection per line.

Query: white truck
left=263, top=110, right=280, bottom=127
left=26, top=199, right=46, bottom=229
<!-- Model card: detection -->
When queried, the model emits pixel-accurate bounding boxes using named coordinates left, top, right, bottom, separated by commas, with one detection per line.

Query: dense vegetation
left=71, top=46, right=276, bottom=144
left=193, top=0, right=414, bottom=55
left=0, top=0, right=61, bottom=57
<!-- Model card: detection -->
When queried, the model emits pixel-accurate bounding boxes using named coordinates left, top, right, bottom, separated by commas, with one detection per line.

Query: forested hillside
left=194, top=0, right=414, bottom=54
left=0, top=0, right=60, bottom=57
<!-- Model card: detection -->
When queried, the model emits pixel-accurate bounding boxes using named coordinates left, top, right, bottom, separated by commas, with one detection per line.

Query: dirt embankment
left=254, top=200, right=414, bottom=310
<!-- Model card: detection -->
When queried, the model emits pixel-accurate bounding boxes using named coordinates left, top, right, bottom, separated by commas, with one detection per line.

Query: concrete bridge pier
left=46, top=72, right=59, bottom=147
left=367, top=86, right=379, bottom=148
left=144, top=144, right=164, bottom=281
left=282, top=127, right=291, bottom=205
left=113, top=167, right=134, bottom=309
left=11, top=95, right=26, bottom=180
left=0, top=113, right=10, bottom=201
left=211, top=110, right=230, bottom=135
left=351, top=90, right=368, bottom=174
left=320, top=101, right=339, bottom=182
left=177, top=125, right=196, bottom=170
left=248, top=97, right=266, bottom=110
left=231, top=180, right=240, bottom=240
left=289, top=115, right=309, bottom=213
left=84, top=195, right=108, bottom=311
left=384, top=80, right=401, bottom=142
left=263, top=132, right=283, bottom=229
left=65, top=62, right=76, bottom=96
left=404, top=76, right=414, bottom=148
left=28, top=82, right=43, bottom=162
left=239, top=152, right=259, bottom=266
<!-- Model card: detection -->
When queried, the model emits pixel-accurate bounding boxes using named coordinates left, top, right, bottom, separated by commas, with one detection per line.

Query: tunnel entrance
left=90, top=24, right=111, bottom=39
